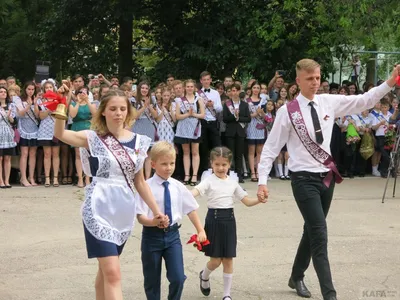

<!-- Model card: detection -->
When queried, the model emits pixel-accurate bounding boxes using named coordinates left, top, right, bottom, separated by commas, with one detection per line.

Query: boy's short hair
left=150, top=141, right=176, bottom=161
left=296, top=59, right=320, bottom=74
left=380, top=98, right=390, bottom=106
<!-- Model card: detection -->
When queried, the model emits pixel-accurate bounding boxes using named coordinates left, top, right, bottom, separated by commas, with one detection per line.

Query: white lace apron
left=80, top=130, right=151, bottom=245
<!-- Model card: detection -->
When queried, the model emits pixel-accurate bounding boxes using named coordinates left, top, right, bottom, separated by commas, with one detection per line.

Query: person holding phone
left=69, top=86, right=97, bottom=187
left=267, top=71, right=285, bottom=102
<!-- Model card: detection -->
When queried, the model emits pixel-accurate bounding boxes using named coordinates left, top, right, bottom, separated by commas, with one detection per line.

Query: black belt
left=203, top=120, right=217, bottom=124
left=142, top=223, right=181, bottom=233
left=291, top=171, right=329, bottom=179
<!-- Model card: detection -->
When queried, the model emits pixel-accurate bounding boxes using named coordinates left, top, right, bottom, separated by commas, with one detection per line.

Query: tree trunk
left=117, top=8, right=133, bottom=79
left=365, top=44, right=377, bottom=85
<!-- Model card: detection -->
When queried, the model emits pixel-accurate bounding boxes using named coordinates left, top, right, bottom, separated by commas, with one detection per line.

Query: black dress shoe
left=288, top=277, right=311, bottom=298
left=199, top=271, right=210, bottom=296
left=238, top=178, right=245, bottom=183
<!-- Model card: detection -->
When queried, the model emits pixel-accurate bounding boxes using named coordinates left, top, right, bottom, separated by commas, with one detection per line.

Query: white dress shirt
left=258, top=82, right=392, bottom=185
left=371, top=111, right=392, bottom=136
left=195, top=174, right=248, bottom=208
left=136, top=174, right=199, bottom=226
left=200, top=88, right=222, bottom=121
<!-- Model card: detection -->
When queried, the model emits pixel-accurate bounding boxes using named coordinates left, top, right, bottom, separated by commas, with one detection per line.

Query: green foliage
left=0, top=0, right=399, bottom=85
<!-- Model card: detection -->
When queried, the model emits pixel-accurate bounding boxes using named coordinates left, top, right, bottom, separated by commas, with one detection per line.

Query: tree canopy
left=0, top=0, right=399, bottom=84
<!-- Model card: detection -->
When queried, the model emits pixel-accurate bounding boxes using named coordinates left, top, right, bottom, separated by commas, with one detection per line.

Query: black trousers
left=290, top=172, right=336, bottom=300
left=199, top=120, right=221, bottom=173
left=355, top=141, right=368, bottom=175
left=226, top=135, right=245, bottom=178
left=375, top=136, right=390, bottom=176
left=344, top=143, right=357, bottom=175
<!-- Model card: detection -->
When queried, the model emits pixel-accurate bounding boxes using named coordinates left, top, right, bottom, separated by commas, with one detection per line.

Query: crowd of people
left=0, top=70, right=399, bottom=189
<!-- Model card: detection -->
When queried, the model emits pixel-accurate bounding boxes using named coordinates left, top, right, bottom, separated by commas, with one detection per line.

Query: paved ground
left=1, top=177, right=400, bottom=300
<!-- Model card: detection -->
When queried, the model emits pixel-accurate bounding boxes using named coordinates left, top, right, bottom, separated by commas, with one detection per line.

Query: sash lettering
left=162, top=107, right=175, bottom=129
left=99, top=134, right=137, bottom=194
left=226, top=100, right=245, bottom=128
left=13, top=96, right=39, bottom=126
left=198, top=89, right=217, bottom=117
left=287, top=99, right=343, bottom=187
left=0, top=106, right=15, bottom=138
left=180, top=97, right=200, bottom=136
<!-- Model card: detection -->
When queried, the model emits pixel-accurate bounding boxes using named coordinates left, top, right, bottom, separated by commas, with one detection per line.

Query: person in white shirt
left=351, top=55, right=361, bottom=83
left=136, top=141, right=206, bottom=300
left=198, top=71, right=223, bottom=175
left=192, top=146, right=265, bottom=300
left=370, top=98, right=397, bottom=177
left=257, top=59, right=400, bottom=300
left=354, top=109, right=373, bottom=176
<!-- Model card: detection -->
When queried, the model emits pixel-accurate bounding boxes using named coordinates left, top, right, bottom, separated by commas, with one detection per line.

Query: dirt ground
left=1, top=177, right=399, bottom=300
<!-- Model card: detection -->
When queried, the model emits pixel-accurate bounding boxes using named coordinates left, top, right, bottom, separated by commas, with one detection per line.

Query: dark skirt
left=37, top=139, right=60, bottom=147
left=174, top=136, right=201, bottom=144
left=203, top=208, right=237, bottom=258
left=19, top=138, right=37, bottom=147
left=247, top=138, right=265, bottom=145
left=0, top=147, right=17, bottom=156
left=83, top=224, right=126, bottom=259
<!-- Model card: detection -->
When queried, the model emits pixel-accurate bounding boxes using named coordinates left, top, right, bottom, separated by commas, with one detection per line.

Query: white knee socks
left=278, top=163, right=283, bottom=177
left=201, top=266, right=212, bottom=289
left=223, top=273, right=233, bottom=297
left=284, top=163, right=289, bottom=176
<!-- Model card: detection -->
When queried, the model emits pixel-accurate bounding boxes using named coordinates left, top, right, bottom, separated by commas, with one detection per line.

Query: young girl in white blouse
left=191, top=147, right=266, bottom=300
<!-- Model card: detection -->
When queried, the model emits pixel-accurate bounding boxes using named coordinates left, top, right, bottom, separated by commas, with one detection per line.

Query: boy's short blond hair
left=150, top=141, right=176, bottom=161
left=296, top=59, right=321, bottom=74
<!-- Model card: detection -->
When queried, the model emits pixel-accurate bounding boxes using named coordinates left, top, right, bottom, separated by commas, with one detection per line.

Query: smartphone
left=277, top=70, right=286, bottom=76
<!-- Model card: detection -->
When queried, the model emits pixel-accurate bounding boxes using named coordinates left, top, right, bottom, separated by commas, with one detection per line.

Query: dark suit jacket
left=223, top=100, right=251, bottom=137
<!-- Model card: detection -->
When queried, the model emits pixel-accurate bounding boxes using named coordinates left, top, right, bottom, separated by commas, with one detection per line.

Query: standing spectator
left=36, top=81, right=61, bottom=187
left=0, top=86, right=16, bottom=188
left=268, top=72, right=285, bottom=101
left=348, top=82, right=358, bottom=95
left=246, top=81, right=267, bottom=182
left=132, top=81, right=160, bottom=179
left=351, top=55, right=361, bottom=83
left=109, top=75, right=119, bottom=86
left=198, top=71, right=222, bottom=175
left=321, top=80, right=330, bottom=94
left=174, top=79, right=205, bottom=185
left=156, top=87, right=175, bottom=144
left=15, top=82, right=39, bottom=187
left=69, top=86, right=96, bottom=187
left=0, top=78, right=6, bottom=86
left=371, top=99, right=396, bottom=177
left=223, top=76, right=234, bottom=89
left=6, top=76, right=16, bottom=87
left=287, top=83, right=299, bottom=101
left=223, top=83, right=251, bottom=182
left=166, top=74, right=175, bottom=86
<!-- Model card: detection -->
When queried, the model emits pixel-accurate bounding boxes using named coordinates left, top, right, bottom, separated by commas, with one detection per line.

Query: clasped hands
left=153, top=213, right=170, bottom=228
left=257, top=185, right=269, bottom=203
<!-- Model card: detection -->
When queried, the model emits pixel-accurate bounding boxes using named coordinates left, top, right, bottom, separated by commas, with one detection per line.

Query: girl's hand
left=197, top=230, right=207, bottom=243
left=26, top=98, right=33, bottom=106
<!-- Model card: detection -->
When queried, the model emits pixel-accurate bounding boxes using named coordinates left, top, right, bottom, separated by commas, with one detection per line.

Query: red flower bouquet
left=187, top=234, right=210, bottom=251
left=384, top=124, right=396, bottom=151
